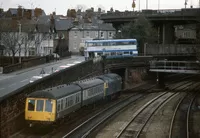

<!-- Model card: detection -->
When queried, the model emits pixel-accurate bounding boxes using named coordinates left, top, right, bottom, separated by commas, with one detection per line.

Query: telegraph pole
left=184, top=0, right=187, bottom=8
left=18, top=22, right=22, bottom=63
left=146, top=0, right=148, bottom=9
left=199, top=0, right=200, bottom=8
left=139, top=0, right=140, bottom=11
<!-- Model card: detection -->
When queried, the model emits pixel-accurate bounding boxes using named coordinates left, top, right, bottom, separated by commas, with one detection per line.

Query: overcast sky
left=0, top=0, right=199, bottom=15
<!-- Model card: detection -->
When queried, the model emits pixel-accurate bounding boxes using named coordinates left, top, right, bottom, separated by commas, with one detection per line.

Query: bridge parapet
left=101, top=8, right=200, bottom=19
left=145, top=44, right=200, bottom=56
left=150, top=60, right=200, bottom=74
left=105, top=56, right=152, bottom=69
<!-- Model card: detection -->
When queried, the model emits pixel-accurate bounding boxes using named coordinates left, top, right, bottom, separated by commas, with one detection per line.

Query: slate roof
left=0, top=19, right=37, bottom=32
left=55, top=18, right=73, bottom=31
left=70, top=23, right=115, bottom=31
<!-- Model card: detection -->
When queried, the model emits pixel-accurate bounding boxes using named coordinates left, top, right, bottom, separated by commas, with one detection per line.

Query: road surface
left=0, top=56, right=85, bottom=99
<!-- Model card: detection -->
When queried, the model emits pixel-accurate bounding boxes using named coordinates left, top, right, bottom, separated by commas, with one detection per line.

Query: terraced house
left=69, top=22, right=116, bottom=54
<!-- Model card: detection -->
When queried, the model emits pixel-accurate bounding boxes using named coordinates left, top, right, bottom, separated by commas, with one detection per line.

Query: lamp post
left=146, top=0, right=148, bottom=9
left=18, top=22, right=22, bottom=63
left=184, top=0, right=187, bottom=8
left=118, top=30, right=122, bottom=38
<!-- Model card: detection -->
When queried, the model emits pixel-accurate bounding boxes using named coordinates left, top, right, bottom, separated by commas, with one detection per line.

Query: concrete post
left=156, top=72, right=165, bottom=89
left=124, top=68, right=129, bottom=89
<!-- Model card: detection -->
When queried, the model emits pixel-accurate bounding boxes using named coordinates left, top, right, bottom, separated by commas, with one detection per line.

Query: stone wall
left=0, top=60, right=103, bottom=138
left=124, top=67, right=149, bottom=89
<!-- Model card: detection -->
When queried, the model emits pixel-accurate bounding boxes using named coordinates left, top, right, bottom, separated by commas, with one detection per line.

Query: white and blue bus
left=84, top=39, right=138, bottom=60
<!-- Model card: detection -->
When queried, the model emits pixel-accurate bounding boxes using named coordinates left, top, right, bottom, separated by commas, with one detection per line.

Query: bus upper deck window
left=36, top=100, right=44, bottom=112
left=28, top=99, right=35, bottom=111
left=45, top=100, right=53, bottom=112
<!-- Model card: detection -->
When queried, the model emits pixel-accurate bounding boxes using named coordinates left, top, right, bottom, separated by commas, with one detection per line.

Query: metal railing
left=150, top=60, right=200, bottom=70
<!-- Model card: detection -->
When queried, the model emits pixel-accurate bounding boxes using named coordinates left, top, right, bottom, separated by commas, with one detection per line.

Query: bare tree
left=35, top=33, right=43, bottom=56
left=24, top=33, right=33, bottom=57
left=34, top=32, right=49, bottom=56
left=1, top=32, right=20, bottom=63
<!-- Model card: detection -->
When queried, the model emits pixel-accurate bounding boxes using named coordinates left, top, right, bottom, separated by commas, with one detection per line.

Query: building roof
left=55, top=18, right=73, bottom=31
left=0, top=19, right=37, bottom=32
left=70, top=23, right=115, bottom=31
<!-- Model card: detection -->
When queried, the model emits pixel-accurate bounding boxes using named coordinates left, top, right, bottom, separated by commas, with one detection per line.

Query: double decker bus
left=84, top=39, right=138, bottom=60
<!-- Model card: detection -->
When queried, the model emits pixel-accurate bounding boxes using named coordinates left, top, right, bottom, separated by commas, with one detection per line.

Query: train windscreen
left=45, top=100, right=53, bottom=112
left=36, top=100, right=44, bottom=111
left=28, top=99, right=35, bottom=111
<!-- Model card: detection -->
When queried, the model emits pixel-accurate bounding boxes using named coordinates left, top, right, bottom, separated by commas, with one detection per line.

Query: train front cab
left=25, top=98, right=56, bottom=125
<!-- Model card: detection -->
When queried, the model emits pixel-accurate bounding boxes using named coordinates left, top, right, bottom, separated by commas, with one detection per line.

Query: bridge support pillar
left=156, top=72, right=165, bottom=89
left=161, top=23, right=175, bottom=44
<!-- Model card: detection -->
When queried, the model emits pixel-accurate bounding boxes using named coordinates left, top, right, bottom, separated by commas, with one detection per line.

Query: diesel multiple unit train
left=25, top=73, right=122, bottom=125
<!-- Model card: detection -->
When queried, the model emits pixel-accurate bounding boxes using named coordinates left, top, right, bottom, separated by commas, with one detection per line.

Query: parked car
left=29, top=76, right=43, bottom=83
left=29, top=74, right=50, bottom=83
left=54, top=65, right=70, bottom=72
left=73, top=61, right=81, bottom=64
left=66, top=63, right=75, bottom=66
left=51, top=53, right=60, bottom=60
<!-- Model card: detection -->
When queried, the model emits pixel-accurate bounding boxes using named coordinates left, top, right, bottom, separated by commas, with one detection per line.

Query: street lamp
left=18, top=22, right=22, bottom=63
left=118, top=30, right=122, bottom=38
left=146, top=0, right=148, bottom=9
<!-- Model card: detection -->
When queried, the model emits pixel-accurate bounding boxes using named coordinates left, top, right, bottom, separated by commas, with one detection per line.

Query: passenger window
left=36, top=100, right=44, bottom=112
left=45, top=100, right=52, bottom=112
left=28, top=99, right=35, bottom=111
left=57, top=101, right=61, bottom=112
left=65, top=98, right=68, bottom=108
left=61, top=99, right=63, bottom=110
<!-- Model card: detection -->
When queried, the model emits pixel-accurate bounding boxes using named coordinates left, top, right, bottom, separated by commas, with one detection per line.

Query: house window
left=29, top=48, right=35, bottom=56
left=86, top=31, right=90, bottom=37
left=109, top=32, right=112, bottom=38
left=95, top=31, right=98, bottom=38
left=100, top=32, right=104, bottom=38
left=74, top=31, right=77, bottom=37
left=74, top=42, right=77, bottom=51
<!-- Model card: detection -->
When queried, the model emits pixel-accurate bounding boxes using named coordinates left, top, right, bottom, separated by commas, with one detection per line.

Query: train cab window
left=45, top=100, right=52, bottom=112
left=28, top=99, right=35, bottom=111
left=36, top=100, right=44, bottom=112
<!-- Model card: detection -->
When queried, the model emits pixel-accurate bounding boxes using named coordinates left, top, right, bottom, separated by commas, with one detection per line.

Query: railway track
left=169, top=83, right=200, bottom=138
left=60, top=78, right=194, bottom=138
left=10, top=74, right=194, bottom=138
left=115, top=81, right=195, bottom=138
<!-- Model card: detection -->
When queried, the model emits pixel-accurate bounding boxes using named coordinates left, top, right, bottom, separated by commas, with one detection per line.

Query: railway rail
left=10, top=74, right=194, bottom=138
left=115, top=81, right=195, bottom=138
left=61, top=78, right=194, bottom=138
left=169, top=83, right=200, bottom=138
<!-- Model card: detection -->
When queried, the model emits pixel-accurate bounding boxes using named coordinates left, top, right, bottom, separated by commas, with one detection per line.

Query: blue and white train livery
left=84, top=39, right=138, bottom=60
